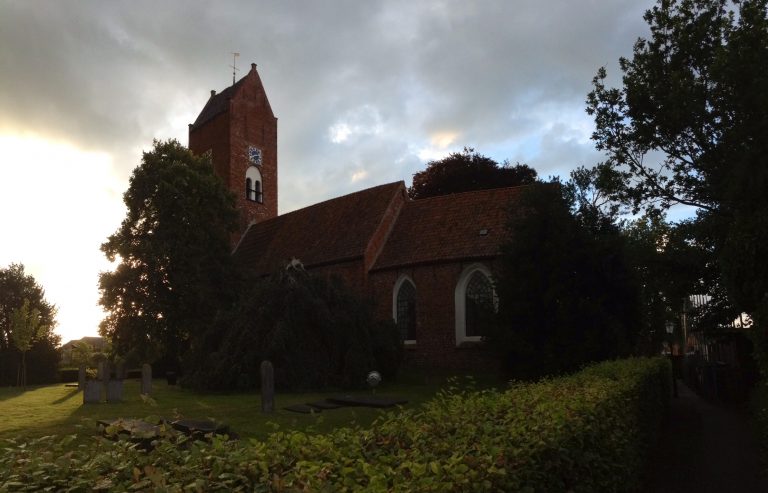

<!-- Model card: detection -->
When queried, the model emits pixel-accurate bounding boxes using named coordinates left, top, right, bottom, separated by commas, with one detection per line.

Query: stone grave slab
left=306, top=400, right=345, bottom=410
left=328, top=395, right=408, bottom=408
left=284, top=404, right=320, bottom=414
left=171, top=419, right=229, bottom=436
left=98, top=418, right=161, bottom=438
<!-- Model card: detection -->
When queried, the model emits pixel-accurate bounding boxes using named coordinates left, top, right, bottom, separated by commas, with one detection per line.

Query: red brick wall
left=189, top=112, right=231, bottom=184
left=369, top=260, right=499, bottom=372
left=228, top=71, right=278, bottom=232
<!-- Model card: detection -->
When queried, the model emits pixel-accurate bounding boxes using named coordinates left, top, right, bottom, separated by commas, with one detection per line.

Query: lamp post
left=666, top=320, right=678, bottom=397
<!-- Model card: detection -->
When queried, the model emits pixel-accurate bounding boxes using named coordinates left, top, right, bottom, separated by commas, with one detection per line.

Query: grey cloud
left=1, top=0, right=654, bottom=198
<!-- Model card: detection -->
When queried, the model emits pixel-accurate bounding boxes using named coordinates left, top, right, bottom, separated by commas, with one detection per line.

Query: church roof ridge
left=409, top=182, right=537, bottom=203
left=278, top=181, right=404, bottom=218
left=189, top=63, right=265, bottom=130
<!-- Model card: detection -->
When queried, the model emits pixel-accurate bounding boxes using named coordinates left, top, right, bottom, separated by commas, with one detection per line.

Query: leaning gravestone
left=141, top=363, right=152, bottom=395
left=83, top=380, right=101, bottom=403
left=141, top=364, right=152, bottom=394
left=261, top=360, right=274, bottom=413
left=107, top=380, right=123, bottom=403
left=78, top=365, right=86, bottom=390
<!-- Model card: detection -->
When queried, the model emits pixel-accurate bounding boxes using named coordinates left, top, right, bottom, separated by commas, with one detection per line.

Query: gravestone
left=78, top=365, right=86, bottom=390
left=106, top=380, right=123, bottom=402
left=260, top=360, right=274, bottom=413
left=141, top=363, right=152, bottom=395
left=98, top=361, right=111, bottom=383
left=115, top=362, right=126, bottom=380
left=83, top=380, right=101, bottom=403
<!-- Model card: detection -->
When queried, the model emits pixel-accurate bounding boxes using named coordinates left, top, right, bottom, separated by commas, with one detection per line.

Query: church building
left=189, top=64, right=523, bottom=371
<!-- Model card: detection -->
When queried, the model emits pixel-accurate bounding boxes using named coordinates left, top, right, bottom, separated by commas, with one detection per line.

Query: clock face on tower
left=248, top=146, right=262, bottom=166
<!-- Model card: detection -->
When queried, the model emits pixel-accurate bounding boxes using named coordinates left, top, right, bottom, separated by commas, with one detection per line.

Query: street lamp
left=665, top=320, right=674, bottom=335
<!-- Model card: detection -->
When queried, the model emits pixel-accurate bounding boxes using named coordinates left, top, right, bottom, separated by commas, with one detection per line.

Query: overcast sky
left=0, top=0, right=656, bottom=343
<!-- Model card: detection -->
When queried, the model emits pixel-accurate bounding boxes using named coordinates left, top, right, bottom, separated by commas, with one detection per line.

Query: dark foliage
left=0, top=263, right=59, bottom=386
left=587, top=0, right=768, bottom=301
left=185, top=268, right=402, bottom=391
left=408, top=147, right=537, bottom=199
left=587, top=0, right=768, bottom=373
left=99, top=139, right=239, bottom=369
left=489, top=184, right=641, bottom=378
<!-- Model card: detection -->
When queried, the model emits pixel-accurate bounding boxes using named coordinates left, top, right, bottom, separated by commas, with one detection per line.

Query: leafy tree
left=70, top=340, right=95, bottom=368
left=490, top=185, right=641, bottom=379
left=0, top=263, right=59, bottom=386
left=10, top=299, right=43, bottom=387
left=586, top=0, right=768, bottom=314
left=185, top=267, right=402, bottom=391
left=622, top=215, right=715, bottom=351
left=562, top=164, right=629, bottom=233
left=408, top=147, right=538, bottom=199
left=99, top=139, right=239, bottom=371
left=0, top=263, right=56, bottom=352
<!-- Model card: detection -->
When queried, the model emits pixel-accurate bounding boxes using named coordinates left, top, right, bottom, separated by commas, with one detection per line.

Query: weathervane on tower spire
left=230, top=52, right=240, bottom=85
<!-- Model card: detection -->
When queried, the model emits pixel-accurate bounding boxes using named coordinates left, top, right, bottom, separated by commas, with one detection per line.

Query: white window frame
left=392, top=274, right=417, bottom=345
left=454, top=263, right=496, bottom=346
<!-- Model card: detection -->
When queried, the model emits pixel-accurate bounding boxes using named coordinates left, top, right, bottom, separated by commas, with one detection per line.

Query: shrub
left=57, top=368, right=79, bottom=383
left=184, top=268, right=402, bottom=391
left=0, top=357, right=668, bottom=491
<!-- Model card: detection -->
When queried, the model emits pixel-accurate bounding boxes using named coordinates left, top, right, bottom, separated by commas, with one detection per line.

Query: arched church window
left=393, top=275, right=417, bottom=342
left=454, top=264, right=496, bottom=345
left=465, top=271, right=494, bottom=337
left=245, top=166, right=263, bottom=203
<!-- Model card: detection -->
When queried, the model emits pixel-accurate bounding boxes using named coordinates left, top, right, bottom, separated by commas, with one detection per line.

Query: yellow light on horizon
left=0, top=131, right=126, bottom=344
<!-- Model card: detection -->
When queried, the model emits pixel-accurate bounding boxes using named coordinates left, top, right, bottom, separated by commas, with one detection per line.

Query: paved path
left=645, top=380, right=766, bottom=492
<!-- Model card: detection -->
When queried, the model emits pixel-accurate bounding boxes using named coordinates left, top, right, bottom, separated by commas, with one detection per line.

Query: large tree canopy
left=587, top=0, right=768, bottom=314
left=99, top=139, right=239, bottom=368
left=490, top=184, right=641, bottom=379
left=408, top=147, right=538, bottom=199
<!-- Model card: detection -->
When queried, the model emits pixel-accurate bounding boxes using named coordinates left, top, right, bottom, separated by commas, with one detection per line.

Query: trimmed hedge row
left=0, top=357, right=670, bottom=492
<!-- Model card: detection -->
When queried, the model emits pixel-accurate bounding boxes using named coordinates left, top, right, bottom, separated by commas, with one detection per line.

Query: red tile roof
left=190, top=77, right=246, bottom=130
left=371, top=186, right=525, bottom=271
left=233, top=182, right=405, bottom=275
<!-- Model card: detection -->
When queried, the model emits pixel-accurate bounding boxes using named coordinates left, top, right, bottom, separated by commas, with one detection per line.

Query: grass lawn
left=0, top=377, right=451, bottom=442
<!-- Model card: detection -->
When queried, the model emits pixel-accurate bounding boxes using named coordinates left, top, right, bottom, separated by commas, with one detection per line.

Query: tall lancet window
left=464, top=271, right=494, bottom=337
left=394, top=277, right=417, bottom=342
left=455, top=264, right=496, bottom=345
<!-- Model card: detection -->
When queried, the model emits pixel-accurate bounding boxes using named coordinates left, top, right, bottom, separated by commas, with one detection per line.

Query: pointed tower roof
left=190, top=63, right=273, bottom=130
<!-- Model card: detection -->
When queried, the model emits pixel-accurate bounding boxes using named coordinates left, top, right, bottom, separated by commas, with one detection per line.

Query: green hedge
left=0, top=357, right=670, bottom=492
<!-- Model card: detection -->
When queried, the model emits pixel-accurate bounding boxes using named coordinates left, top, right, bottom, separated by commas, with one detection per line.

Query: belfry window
left=245, top=166, right=263, bottom=203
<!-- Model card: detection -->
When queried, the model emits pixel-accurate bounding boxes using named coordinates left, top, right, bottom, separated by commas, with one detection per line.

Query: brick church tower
left=188, top=63, right=278, bottom=238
